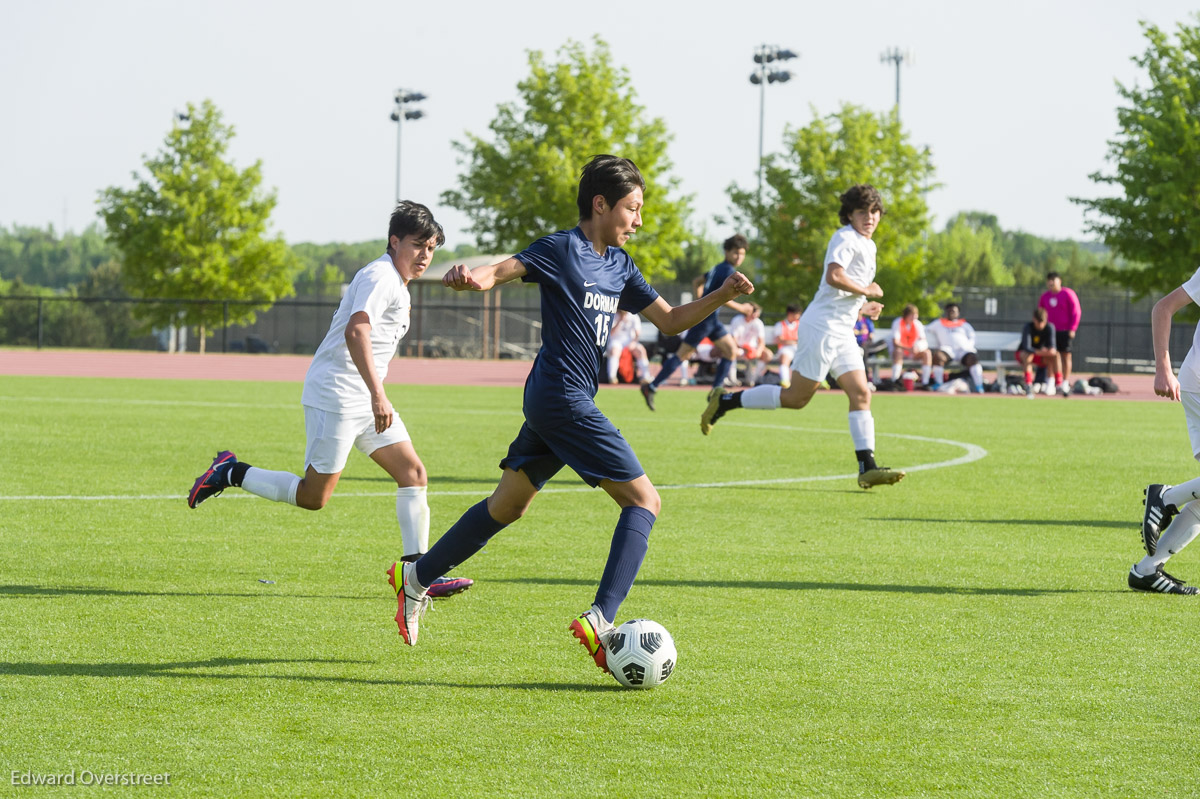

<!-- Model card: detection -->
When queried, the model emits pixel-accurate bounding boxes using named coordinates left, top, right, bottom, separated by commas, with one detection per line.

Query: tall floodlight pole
left=879, top=48, right=912, bottom=116
left=391, top=89, right=427, bottom=202
left=750, top=45, right=798, bottom=211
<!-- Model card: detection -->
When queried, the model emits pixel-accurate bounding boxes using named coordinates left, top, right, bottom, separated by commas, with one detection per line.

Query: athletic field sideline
left=2, top=373, right=1193, bottom=797
left=0, top=347, right=1158, bottom=398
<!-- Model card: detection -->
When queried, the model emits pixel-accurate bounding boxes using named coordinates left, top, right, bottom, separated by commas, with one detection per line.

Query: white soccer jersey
left=927, top=319, right=977, bottom=356
left=1178, top=267, right=1200, bottom=392
left=301, top=254, right=411, bottom=413
left=801, top=225, right=877, bottom=337
left=729, top=314, right=766, bottom=348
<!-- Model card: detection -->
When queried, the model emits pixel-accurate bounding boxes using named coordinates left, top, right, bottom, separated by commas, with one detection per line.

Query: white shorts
left=937, top=345, right=976, bottom=362
left=889, top=340, right=929, bottom=357
left=1183, top=392, right=1200, bottom=460
left=303, top=405, right=411, bottom=474
left=792, top=333, right=864, bottom=383
left=776, top=344, right=797, bottom=360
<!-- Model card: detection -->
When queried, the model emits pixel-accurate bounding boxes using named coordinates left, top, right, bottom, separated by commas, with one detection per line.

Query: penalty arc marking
left=0, top=424, right=987, bottom=502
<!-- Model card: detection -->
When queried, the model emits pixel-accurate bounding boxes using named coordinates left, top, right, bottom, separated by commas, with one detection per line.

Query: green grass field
left=2, top=375, right=1198, bottom=797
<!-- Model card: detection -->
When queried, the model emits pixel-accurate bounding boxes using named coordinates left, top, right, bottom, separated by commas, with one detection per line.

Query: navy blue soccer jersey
left=515, top=227, right=659, bottom=420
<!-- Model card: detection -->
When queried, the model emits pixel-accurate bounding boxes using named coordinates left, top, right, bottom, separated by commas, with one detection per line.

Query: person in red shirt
left=1037, top=271, right=1081, bottom=395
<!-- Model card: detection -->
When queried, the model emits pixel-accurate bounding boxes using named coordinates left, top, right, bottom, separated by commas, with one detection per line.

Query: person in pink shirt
left=1038, top=271, right=1081, bottom=395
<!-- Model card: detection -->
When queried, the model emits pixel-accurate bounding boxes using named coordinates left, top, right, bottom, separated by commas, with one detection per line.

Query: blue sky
left=2, top=0, right=1196, bottom=247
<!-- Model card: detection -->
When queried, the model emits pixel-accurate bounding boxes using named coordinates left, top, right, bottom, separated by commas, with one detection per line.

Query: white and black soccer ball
left=606, top=619, right=677, bottom=689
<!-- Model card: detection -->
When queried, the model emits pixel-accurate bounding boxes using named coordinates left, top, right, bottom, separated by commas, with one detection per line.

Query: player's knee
left=397, top=463, right=427, bottom=488
left=487, top=494, right=531, bottom=525
left=962, top=352, right=979, bottom=367
left=635, top=487, right=662, bottom=517
left=296, top=491, right=328, bottom=511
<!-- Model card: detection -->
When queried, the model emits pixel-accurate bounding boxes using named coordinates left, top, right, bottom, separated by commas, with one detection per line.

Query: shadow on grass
left=0, top=656, right=618, bottom=691
left=488, top=577, right=1095, bottom=596
left=0, top=585, right=378, bottom=600
left=870, top=517, right=1132, bottom=529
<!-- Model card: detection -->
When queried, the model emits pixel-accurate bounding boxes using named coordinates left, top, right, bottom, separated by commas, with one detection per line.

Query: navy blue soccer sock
left=651, top=354, right=682, bottom=389
left=712, top=358, right=734, bottom=390
left=593, top=506, right=656, bottom=622
left=415, top=499, right=506, bottom=588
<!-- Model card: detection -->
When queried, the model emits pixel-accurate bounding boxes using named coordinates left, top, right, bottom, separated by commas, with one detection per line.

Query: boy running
left=640, top=234, right=754, bottom=410
left=1131, top=269, right=1200, bottom=595
left=187, top=202, right=472, bottom=599
left=390, top=156, right=754, bottom=671
left=699, top=184, right=905, bottom=490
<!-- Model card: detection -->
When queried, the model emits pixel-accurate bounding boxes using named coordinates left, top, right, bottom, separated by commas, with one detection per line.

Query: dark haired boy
left=640, top=233, right=754, bottom=410
left=1016, top=307, right=1057, bottom=397
left=187, top=201, right=473, bottom=599
left=391, top=155, right=754, bottom=670
left=699, top=184, right=905, bottom=490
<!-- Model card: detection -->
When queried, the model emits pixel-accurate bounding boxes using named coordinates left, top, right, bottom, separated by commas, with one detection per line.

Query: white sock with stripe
left=396, top=485, right=430, bottom=559
left=241, top=467, right=300, bottom=505
left=1163, top=477, right=1200, bottom=508
left=1137, top=501, right=1200, bottom=575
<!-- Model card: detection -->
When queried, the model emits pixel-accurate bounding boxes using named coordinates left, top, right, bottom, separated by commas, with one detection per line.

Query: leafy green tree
left=442, top=37, right=691, bottom=280
left=0, top=224, right=114, bottom=288
left=98, top=100, right=299, bottom=352
left=925, top=213, right=1013, bottom=291
left=729, top=104, right=938, bottom=315
left=1075, top=18, right=1200, bottom=298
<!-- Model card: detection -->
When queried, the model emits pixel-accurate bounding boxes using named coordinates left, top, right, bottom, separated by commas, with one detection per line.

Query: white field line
left=0, top=419, right=986, bottom=501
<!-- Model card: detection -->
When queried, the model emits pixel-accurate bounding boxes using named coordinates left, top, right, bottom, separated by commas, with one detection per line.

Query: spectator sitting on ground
left=728, top=302, right=773, bottom=387
left=772, top=303, right=801, bottom=389
left=888, top=304, right=932, bottom=386
left=927, top=302, right=984, bottom=393
left=1017, top=307, right=1058, bottom=398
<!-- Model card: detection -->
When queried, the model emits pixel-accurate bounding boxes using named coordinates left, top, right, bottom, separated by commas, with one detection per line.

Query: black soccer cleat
left=640, top=381, right=656, bottom=411
left=1142, top=484, right=1178, bottom=556
left=1128, top=565, right=1199, bottom=595
left=188, top=450, right=237, bottom=509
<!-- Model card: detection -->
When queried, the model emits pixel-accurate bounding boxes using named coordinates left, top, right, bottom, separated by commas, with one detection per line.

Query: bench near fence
left=867, top=329, right=1022, bottom=383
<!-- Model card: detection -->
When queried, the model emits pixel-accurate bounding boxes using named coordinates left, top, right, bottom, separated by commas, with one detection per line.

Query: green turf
left=1, top=375, right=1196, bottom=797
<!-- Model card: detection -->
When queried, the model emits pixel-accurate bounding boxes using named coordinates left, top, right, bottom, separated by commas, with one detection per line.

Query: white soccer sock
left=969, top=363, right=984, bottom=388
left=396, top=485, right=430, bottom=558
left=741, top=384, right=781, bottom=409
left=921, top=364, right=931, bottom=384
left=848, top=410, right=875, bottom=452
left=1163, top=477, right=1200, bottom=508
left=1138, top=502, right=1200, bottom=573
left=891, top=363, right=903, bottom=381
left=241, top=467, right=301, bottom=505
left=606, top=350, right=620, bottom=382
left=932, top=365, right=944, bottom=384
left=636, top=356, right=650, bottom=380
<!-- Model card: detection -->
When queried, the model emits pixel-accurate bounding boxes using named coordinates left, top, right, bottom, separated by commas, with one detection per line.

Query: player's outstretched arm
left=443, top=257, right=527, bottom=292
left=1152, top=286, right=1192, bottom=401
left=642, top=272, right=754, bottom=336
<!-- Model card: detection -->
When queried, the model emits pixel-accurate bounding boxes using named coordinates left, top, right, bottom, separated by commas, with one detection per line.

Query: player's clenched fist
left=721, top=272, right=754, bottom=297
left=443, top=264, right=483, bottom=291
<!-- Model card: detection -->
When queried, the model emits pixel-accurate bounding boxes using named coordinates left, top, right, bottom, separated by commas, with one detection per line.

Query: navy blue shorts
left=499, top=406, right=645, bottom=490
left=683, top=314, right=729, bottom=348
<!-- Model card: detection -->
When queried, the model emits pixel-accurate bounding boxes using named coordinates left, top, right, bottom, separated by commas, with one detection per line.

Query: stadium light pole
left=750, top=45, right=798, bottom=212
left=391, top=89, right=426, bottom=203
left=879, top=48, right=912, bottom=117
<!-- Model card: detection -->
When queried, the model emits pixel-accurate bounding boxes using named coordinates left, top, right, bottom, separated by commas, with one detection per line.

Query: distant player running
left=640, top=234, right=754, bottom=410
left=187, top=202, right=472, bottom=600
left=699, top=184, right=905, bottom=490
left=1130, top=267, right=1200, bottom=595
left=389, top=155, right=754, bottom=671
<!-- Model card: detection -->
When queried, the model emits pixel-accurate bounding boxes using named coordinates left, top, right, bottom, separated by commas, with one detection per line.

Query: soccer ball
left=606, top=619, right=677, bottom=689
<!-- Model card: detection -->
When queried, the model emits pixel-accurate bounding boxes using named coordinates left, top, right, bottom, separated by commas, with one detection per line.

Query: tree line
left=3, top=18, right=1197, bottom=349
